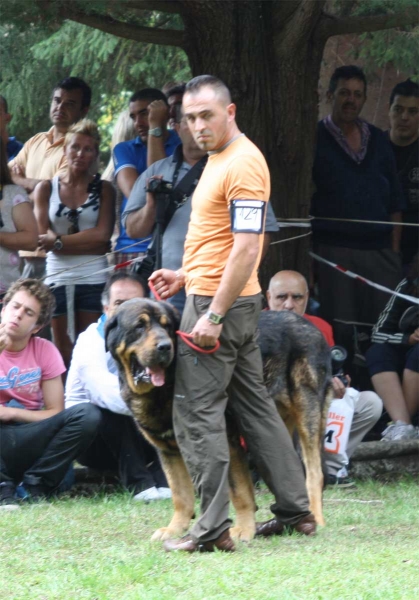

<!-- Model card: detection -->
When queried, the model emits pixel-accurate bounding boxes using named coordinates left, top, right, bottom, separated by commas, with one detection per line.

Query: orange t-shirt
left=183, top=135, right=270, bottom=297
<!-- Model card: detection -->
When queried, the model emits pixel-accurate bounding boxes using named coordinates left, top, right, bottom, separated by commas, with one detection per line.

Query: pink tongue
left=146, top=366, right=165, bottom=387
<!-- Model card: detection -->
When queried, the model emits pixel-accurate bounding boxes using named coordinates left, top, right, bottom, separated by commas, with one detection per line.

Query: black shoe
left=19, top=482, right=50, bottom=503
left=0, top=481, right=19, bottom=510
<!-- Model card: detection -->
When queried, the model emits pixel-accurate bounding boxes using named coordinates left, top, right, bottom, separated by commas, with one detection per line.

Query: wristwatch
left=205, top=310, right=225, bottom=325
left=148, top=127, right=163, bottom=137
left=53, top=235, right=63, bottom=251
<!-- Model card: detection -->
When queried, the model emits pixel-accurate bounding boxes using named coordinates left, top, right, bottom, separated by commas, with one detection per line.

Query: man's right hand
left=408, top=327, right=419, bottom=345
left=149, top=269, right=183, bottom=299
left=0, top=323, right=9, bottom=355
left=11, top=164, right=25, bottom=177
left=148, top=100, right=169, bottom=128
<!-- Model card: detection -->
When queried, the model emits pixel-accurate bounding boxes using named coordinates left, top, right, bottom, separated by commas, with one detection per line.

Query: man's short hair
left=166, top=83, right=186, bottom=100
left=129, top=88, right=169, bottom=107
left=53, top=77, right=92, bottom=109
left=389, top=78, right=419, bottom=106
left=0, top=95, right=8, bottom=113
left=328, top=65, right=367, bottom=96
left=3, top=279, right=56, bottom=328
left=101, top=270, right=148, bottom=306
left=185, top=75, right=232, bottom=104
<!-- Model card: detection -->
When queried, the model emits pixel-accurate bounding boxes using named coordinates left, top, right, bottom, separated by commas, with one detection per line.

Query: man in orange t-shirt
left=150, top=75, right=315, bottom=553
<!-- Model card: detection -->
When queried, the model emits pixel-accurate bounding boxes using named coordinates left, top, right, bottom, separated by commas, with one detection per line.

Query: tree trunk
left=180, top=0, right=328, bottom=289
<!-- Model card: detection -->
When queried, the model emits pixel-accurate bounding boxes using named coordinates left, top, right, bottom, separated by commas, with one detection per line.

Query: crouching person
left=65, top=271, right=170, bottom=502
left=0, top=279, right=100, bottom=509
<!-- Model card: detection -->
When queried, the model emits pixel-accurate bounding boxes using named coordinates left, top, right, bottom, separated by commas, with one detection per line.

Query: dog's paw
left=230, top=524, right=255, bottom=543
left=151, top=527, right=181, bottom=541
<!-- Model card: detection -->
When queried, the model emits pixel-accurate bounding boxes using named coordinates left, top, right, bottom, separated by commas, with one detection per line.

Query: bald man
left=267, top=270, right=382, bottom=486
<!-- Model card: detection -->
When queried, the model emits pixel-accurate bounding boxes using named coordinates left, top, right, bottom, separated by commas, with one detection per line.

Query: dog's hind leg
left=228, top=440, right=257, bottom=542
left=150, top=450, right=195, bottom=541
left=290, top=361, right=327, bottom=526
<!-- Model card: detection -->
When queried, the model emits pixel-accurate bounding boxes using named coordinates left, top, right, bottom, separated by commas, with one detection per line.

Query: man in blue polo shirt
left=113, top=88, right=180, bottom=266
left=311, top=65, right=405, bottom=351
left=0, top=95, right=23, bottom=160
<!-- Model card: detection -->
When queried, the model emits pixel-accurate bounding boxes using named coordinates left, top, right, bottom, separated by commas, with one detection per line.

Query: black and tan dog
left=105, top=298, right=333, bottom=540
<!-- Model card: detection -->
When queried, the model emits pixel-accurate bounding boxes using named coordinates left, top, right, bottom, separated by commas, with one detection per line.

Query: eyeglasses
left=65, top=209, right=80, bottom=234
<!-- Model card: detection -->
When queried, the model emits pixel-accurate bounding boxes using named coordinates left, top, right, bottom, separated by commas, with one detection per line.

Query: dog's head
left=105, top=298, right=179, bottom=394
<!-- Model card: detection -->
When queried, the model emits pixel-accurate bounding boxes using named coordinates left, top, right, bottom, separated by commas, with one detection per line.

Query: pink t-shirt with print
left=0, top=337, right=65, bottom=410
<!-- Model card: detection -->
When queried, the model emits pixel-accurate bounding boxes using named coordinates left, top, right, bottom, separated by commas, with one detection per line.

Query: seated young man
left=65, top=270, right=170, bottom=501
left=266, top=270, right=383, bottom=486
left=0, top=279, right=100, bottom=509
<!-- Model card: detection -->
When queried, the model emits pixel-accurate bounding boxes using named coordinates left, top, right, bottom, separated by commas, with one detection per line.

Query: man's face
left=266, top=275, right=308, bottom=315
left=129, top=99, right=153, bottom=142
left=329, top=78, right=366, bottom=125
left=389, top=95, right=419, bottom=145
left=183, top=86, right=235, bottom=152
left=1, top=290, right=42, bottom=341
left=104, top=279, right=146, bottom=318
left=168, top=93, right=183, bottom=130
left=0, top=101, right=11, bottom=136
left=49, top=88, right=88, bottom=131
left=176, top=117, right=206, bottom=159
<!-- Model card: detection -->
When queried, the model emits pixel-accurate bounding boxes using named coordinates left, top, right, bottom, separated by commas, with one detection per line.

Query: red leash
left=148, top=280, right=220, bottom=354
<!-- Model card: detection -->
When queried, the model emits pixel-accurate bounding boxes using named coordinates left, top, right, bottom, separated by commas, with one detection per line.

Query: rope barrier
left=269, top=231, right=312, bottom=245
left=276, top=216, right=419, bottom=228
left=309, top=251, right=419, bottom=306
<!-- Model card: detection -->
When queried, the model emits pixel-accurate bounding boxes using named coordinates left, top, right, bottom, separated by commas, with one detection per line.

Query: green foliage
left=350, top=0, right=419, bottom=78
left=0, top=8, right=190, bottom=153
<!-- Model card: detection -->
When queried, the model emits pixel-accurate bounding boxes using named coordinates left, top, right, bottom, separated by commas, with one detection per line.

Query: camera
left=146, top=178, right=174, bottom=195
left=330, top=345, right=349, bottom=387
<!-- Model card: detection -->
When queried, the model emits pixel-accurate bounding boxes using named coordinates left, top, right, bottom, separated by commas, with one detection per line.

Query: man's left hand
left=191, top=315, right=222, bottom=348
left=332, top=375, right=350, bottom=399
left=0, top=405, right=17, bottom=422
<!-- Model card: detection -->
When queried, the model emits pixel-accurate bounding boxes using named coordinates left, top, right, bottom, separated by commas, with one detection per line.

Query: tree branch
left=121, top=0, right=182, bottom=14
left=320, top=6, right=419, bottom=39
left=60, top=9, right=185, bottom=47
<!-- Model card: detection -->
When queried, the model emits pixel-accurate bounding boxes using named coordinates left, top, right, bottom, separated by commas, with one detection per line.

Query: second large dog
left=105, top=298, right=333, bottom=540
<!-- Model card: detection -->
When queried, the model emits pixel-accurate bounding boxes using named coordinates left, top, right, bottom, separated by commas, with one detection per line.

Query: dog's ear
left=104, top=312, right=120, bottom=354
left=161, top=301, right=181, bottom=331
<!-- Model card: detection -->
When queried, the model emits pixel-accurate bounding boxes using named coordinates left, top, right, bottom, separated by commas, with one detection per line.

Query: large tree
left=3, top=0, right=418, bottom=282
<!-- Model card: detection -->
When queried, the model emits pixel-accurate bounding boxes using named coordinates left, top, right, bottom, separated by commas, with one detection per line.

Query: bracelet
left=175, top=270, right=185, bottom=289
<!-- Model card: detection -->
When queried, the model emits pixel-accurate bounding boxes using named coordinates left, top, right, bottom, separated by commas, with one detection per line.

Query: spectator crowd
left=0, top=69, right=417, bottom=551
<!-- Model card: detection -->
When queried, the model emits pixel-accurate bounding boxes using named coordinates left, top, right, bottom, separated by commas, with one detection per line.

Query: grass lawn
left=1, top=477, right=418, bottom=600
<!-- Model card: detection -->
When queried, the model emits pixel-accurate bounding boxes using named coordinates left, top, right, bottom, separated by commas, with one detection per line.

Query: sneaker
left=381, top=421, right=416, bottom=442
left=133, top=486, right=161, bottom=502
left=327, top=474, right=357, bottom=488
left=157, top=487, right=172, bottom=499
left=0, top=482, right=20, bottom=511
left=18, top=482, right=49, bottom=503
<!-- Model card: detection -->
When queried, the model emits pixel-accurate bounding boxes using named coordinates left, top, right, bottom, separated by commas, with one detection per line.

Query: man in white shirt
left=65, top=271, right=170, bottom=501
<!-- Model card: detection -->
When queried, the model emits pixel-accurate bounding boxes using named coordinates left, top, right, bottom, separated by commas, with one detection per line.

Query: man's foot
left=133, top=486, right=161, bottom=502
left=157, top=487, right=172, bottom=499
left=327, top=474, right=357, bottom=488
left=19, top=482, right=49, bottom=503
left=163, top=530, right=236, bottom=553
left=0, top=482, right=20, bottom=511
left=327, top=466, right=357, bottom=488
left=255, top=514, right=316, bottom=537
left=381, top=421, right=416, bottom=442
